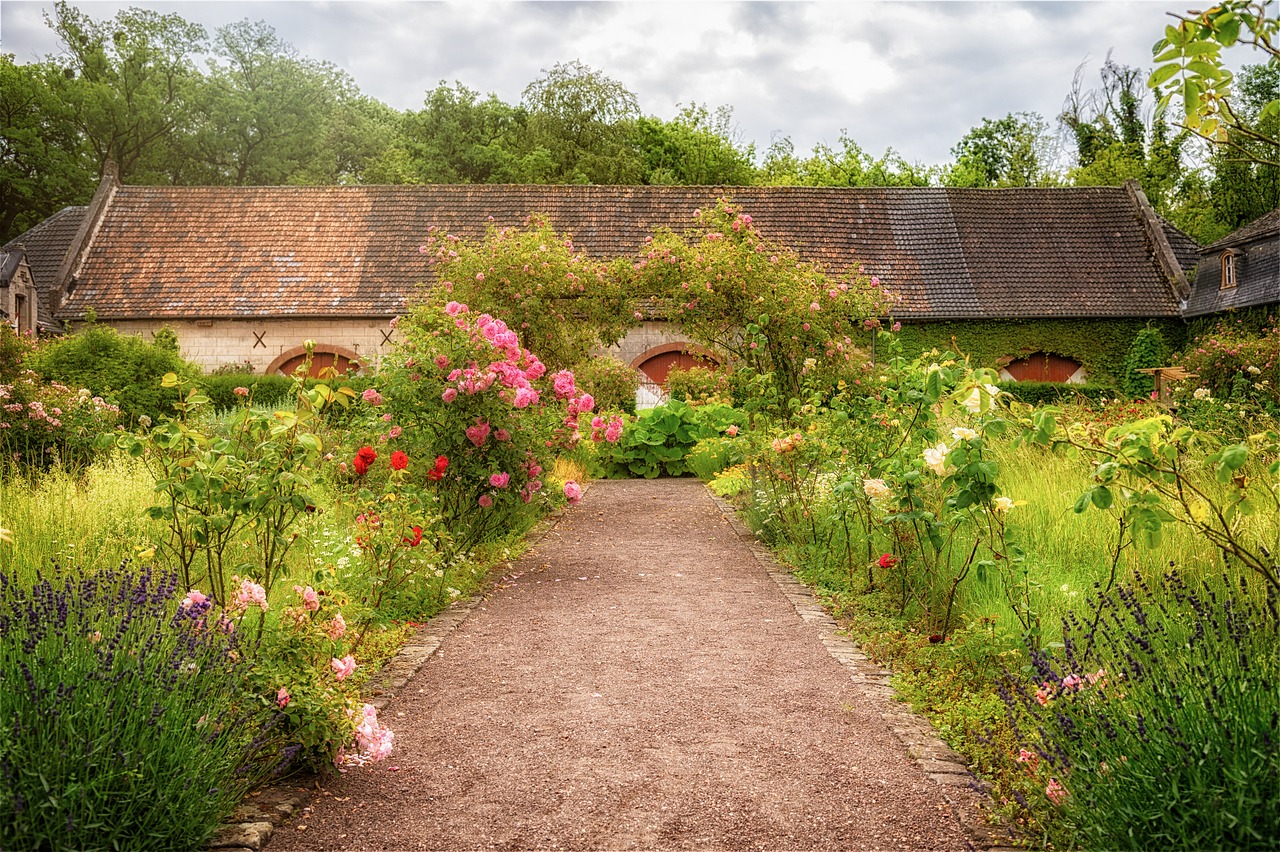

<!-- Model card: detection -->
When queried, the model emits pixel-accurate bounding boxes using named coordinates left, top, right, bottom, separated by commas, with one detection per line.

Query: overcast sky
left=1, top=1, right=1209, bottom=168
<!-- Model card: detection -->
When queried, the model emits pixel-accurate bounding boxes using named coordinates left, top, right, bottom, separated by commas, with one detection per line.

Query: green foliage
left=685, top=435, right=746, bottom=480
left=0, top=563, right=283, bottom=850
left=665, top=364, right=733, bottom=404
left=520, top=60, right=643, bottom=184
left=1006, top=572, right=1279, bottom=850
left=1122, top=325, right=1169, bottom=398
left=633, top=104, right=757, bottom=186
left=27, top=324, right=198, bottom=424
left=398, top=81, right=542, bottom=184
left=106, top=368, right=351, bottom=605
left=945, top=112, right=1055, bottom=187
left=595, top=399, right=744, bottom=479
left=630, top=199, right=891, bottom=410
left=893, top=318, right=1186, bottom=390
left=1173, top=317, right=1280, bottom=412
left=199, top=372, right=296, bottom=411
left=995, top=381, right=1111, bottom=407
left=422, top=215, right=636, bottom=370
left=1150, top=0, right=1280, bottom=164
left=151, top=325, right=179, bottom=352
left=0, top=323, right=36, bottom=383
left=570, top=356, right=639, bottom=416
left=757, top=132, right=933, bottom=187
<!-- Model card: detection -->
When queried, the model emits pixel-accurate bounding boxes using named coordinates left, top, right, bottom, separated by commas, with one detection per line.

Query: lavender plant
left=0, top=562, right=288, bottom=851
left=1002, top=571, right=1279, bottom=849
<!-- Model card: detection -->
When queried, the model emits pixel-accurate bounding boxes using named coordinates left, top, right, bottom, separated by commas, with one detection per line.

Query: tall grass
left=1, top=455, right=156, bottom=583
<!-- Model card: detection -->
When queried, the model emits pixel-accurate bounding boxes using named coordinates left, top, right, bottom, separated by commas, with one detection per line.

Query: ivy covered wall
left=890, top=318, right=1187, bottom=389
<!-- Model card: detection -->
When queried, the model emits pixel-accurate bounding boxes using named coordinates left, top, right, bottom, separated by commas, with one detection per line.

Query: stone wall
left=102, top=317, right=398, bottom=374
left=601, top=321, right=694, bottom=368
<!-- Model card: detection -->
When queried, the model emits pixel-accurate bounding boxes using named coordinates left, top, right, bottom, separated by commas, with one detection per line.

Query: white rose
left=951, top=427, right=977, bottom=442
left=863, top=478, right=891, bottom=499
left=923, top=442, right=949, bottom=475
left=993, top=496, right=1015, bottom=514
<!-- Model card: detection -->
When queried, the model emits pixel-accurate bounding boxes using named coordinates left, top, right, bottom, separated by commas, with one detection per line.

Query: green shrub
left=571, top=357, right=639, bottom=415
left=199, top=373, right=296, bottom=412
left=995, top=381, right=1112, bottom=407
left=666, top=364, right=733, bottom=404
left=1121, top=325, right=1169, bottom=398
left=0, top=324, right=36, bottom=384
left=27, top=325, right=198, bottom=424
left=0, top=371, right=123, bottom=474
left=686, top=435, right=746, bottom=480
left=594, top=399, right=744, bottom=478
left=1173, top=319, right=1280, bottom=412
left=0, top=562, right=285, bottom=850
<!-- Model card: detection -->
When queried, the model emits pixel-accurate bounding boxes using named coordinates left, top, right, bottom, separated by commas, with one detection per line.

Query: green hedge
left=996, top=381, right=1114, bottom=406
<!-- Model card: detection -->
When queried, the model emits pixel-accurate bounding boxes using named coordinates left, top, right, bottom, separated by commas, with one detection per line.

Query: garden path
left=270, top=478, right=983, bottom=850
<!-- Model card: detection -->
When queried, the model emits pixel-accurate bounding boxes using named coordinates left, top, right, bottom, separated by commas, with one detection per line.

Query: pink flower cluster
left=589, top=415, right=625, bottom=443
left=336, top=703, right=394, bottom=767
left=232, top=578, right=268, bottom=612
left=331, top=654, right=358, bottom=681
left=293, top=585, right=320, bottom=612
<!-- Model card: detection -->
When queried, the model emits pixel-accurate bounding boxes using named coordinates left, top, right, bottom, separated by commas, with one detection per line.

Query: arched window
left=1221, top=251, right=1238, bottom=290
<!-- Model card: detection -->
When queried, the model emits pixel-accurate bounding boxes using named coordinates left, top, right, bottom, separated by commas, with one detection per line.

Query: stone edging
left=208, top=503, right=575, bottom=851
left=708, top=492, right=1019, bottom=852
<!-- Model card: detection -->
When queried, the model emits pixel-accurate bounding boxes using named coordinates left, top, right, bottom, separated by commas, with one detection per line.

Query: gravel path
left=272, top=479, right=979, bottom=851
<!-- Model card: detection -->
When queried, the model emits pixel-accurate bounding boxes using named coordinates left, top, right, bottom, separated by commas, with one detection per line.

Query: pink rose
left=232, top=386, right=250, bottom=397
left=442, top=387, right=458, bottom=403
left=465, top=421, right=491, bottom=447
left=478, top=494, right=494, bottom=508
left=235, top=579, right=268, bottom=612
left=489, top=472, right=510, bottom=488
left=277, top=687, right=291, bottom=709
left=563, top=481, right=582, bottom=505
left=362, top=388, right=383, bottom=406
left=294, top=584, right=320, bottom=612
left=513, top=387, right=538, bottom=408
left=181, top=589, right=208, bottom=609
left=326, top=612, right=347, bottom=640
left=331, top=655, right=357, bottom=681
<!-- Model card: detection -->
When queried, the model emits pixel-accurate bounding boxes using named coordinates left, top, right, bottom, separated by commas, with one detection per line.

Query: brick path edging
left=708, top=492, right=1020, bottom=852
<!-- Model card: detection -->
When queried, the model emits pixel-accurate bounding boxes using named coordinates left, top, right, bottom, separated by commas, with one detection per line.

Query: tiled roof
left=2, top=206, right=86, bottom=330
left=1184, top=208, right=1280, bottom=318
left=1161, top=219, right=1202, bottom=274
left=56, top=184, right=1185, bottom=321
left=1203, top=207, right=1280, bottom=252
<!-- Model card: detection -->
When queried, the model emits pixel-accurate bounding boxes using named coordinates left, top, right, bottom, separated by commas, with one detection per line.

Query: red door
left=637, top=351, right=714, bottom=386
left=1004, top=353, right=1081, bottom=383
left=275, top=351, right=357, bottom=378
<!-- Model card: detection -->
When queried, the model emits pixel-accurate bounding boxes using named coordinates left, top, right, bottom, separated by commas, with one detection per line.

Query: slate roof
left=1183, top=208, right=1279, bottom=318
left=1, top=206, right=87, bottom=331
left=51, top=183, right=1187, bottom=321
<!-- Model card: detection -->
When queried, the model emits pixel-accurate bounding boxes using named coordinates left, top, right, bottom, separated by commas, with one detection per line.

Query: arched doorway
left=266, top=345, right=361, bottom=378
left=1001, top=352, right=1085, bottom=384
left=629, top=343, right=720, bottom=408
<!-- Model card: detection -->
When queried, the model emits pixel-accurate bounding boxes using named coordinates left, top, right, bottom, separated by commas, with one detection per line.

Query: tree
left=191, top=19, right=355, bottom=186
left=1060, top=56, right=1190, bottom=215
left=1206, top=63, right=1280, bottom=230
left=1149, top=0, right=1279, bottom=166
left=945, top=112, right=1055, bottom=187
left=400, top=82, right=539, bottom=184
left=758, top=131, right=931, bottom=187
left=44, top=1, right=208, bottom=182
left=632, top=104, right=758, bottom=186
left=520, top=60, right=643, bottom=184
left=0, top=55, right=96, bottom=242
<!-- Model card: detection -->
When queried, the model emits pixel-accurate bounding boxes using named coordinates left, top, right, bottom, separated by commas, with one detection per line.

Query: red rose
left=878, top=553, right=898, bottom=569
left=353, top=446, right=377, bottom=476
left=402, top=526, right=423, bottom=547
left=427, top=454, right=449, bottom=482
left=390, top=451, right=409, bottom=471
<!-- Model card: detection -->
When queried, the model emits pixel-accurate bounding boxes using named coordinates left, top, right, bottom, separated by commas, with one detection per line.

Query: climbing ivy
left=1122, top=325, right=1170, bottom=397
left=891, top=318, right=1186, bottom=390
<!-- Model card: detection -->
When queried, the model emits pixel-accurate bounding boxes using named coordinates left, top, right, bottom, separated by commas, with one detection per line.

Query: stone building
left=7, top=166, right=1206, bottom=393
